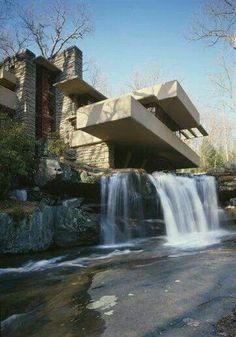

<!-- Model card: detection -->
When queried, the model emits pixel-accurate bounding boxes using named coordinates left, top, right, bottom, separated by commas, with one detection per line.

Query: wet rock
left=54, top=205, right=100, bottom=247
left=0, top=202, right=99, bottom=254
left=1, top=311, right=38, bottom=337
left=80, top=170, right=103, bottom=184
left=0, top=205, right=54, bottom=254
left=62, top=198, right=83, bottom=208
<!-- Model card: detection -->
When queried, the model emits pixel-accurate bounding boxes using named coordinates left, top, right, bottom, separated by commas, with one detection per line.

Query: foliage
left=0, top=118, right=37, bottom=199
left=45, top=131, right=69, bottom=158
left=199, top=139, right=224, bottom=171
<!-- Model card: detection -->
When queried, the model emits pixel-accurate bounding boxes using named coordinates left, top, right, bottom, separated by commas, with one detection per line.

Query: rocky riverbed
left=1, top=230, right=236, bottom=337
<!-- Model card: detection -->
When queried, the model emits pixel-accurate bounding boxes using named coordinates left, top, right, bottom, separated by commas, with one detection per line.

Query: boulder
left=0, top=205, right=54, bottom=254
left=34, top=158, right=80, bottom=187
left=0, top=201, right=100, bottom=254
left=34, top=158, right=63, bottom=186
left=54, top=205, right=100, bottom=247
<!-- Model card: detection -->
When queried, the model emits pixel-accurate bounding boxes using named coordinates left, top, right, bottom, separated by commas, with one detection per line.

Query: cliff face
left=0, top=201, right=99, bottom=255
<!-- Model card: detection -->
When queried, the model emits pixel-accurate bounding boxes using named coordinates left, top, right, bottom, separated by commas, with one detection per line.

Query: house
left=0, top=45, right=207, bottom=171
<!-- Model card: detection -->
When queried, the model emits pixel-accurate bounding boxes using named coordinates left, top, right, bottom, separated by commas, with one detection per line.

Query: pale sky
left=18, top=0, right=235, bottom=114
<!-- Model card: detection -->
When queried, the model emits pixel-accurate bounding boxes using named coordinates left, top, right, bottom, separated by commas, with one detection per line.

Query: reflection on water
left=0, top=230, right=235, bottom=337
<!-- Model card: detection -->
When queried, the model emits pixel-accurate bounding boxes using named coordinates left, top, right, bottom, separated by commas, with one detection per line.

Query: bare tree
left=210, top=56, right=236, bottom=114
left=0, top=0, right=24, bottom=58
left=0, top=0, right=93, bottom=60
left=189, top=0, right=236, bottom=49
left=85, top=60, right=111, bottom=96
left=126, top=67, right=161, bottom=91
left=19, top=0, right=93, bottom=58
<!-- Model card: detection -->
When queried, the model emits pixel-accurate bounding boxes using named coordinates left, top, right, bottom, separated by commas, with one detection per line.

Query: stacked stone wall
left=76, top=142, right=114, bottom=169
left=51, top=46, right=82, bottom=142
left=0, top=50, right=36, bottom=136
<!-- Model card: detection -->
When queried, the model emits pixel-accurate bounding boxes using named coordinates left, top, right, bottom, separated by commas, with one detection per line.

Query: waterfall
left=150, top=172, right=221, bottom=246
left=100, top=171, right=145, bottom=245
left=100, top=171, right=222, bottom=247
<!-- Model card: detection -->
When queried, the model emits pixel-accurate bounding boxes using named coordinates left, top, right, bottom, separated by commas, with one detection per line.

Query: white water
left=0, top=249, right=136, bottom=275
left=101, top=171, right=224, bottom=248
left=1, top=173, right=226, bottom=276
left=150, top=172, right=222, bottom=247
left=0, top=256, right=65, bottom=275
left=101, top=172, right=144, bottom=245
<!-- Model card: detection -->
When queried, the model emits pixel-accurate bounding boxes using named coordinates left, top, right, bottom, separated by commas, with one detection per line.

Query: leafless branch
left=18, top=0, right=93, bottom=58
left=189, top=0, right=236, bottom=49
left=85, top=59, right=111, bottom=96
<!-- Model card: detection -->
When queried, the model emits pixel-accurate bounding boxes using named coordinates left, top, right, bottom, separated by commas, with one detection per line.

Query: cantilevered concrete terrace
left=54, top=78, right=208, bottom=169
left=71, top=81, right=207, bottom=169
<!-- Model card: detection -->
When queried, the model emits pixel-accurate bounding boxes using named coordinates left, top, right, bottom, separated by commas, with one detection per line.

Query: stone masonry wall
left=1, top=50, right=36, bottom=137
left=76, top=142, right=114, bottom=169
left=52, top=46, right=83, bottom=143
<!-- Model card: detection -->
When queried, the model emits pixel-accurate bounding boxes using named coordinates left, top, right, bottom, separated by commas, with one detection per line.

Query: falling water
left=100, top=171, right=223, bottom=247
left=150, top=172, right=221, bottom=247
left=100, top=171, right=145, bottom=245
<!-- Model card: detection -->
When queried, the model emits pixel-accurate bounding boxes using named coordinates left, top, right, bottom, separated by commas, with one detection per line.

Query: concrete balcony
left=0, top=85, right=17, bottom=110
left=130, top=80, right=200, bottom=130
left=0, top=68, right=17, bottom=90
left=76, top=94, right=200, bottom=168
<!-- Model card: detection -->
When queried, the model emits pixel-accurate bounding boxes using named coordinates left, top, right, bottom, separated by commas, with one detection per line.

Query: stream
left=1, top=229, right=236, bottom=337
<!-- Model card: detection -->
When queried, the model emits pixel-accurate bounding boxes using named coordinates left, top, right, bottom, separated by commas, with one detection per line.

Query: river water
left=1, top=172, right=235, bottom=337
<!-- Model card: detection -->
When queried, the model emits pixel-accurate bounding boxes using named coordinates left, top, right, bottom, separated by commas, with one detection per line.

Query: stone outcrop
left=0, top=200, right=100, bottom=254
left=208, top=161, right=236, bottom=203
left=54, top=205, right=99, bottom=247
left=34, top=157, right=80, bottom=187
left=0, top=205, right=54, bottom=254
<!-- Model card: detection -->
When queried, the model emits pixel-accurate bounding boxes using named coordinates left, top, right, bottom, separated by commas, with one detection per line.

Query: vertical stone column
left=51, top=46, right=83, bottom=142
left=14, top=50, right=36, bottom=137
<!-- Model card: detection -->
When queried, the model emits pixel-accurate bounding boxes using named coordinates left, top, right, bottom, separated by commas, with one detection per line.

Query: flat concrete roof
left=130, top=80, right=201, bottom=130
left=76, top=95, right=200, bottom=168
left=54, top=76, right=107, bottom=101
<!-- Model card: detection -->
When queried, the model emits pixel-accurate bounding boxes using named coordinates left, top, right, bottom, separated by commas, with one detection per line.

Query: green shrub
left=200, top=139, right=224, bottom=171
left=44, top=131, right=69, bottom=158
left=0, top=117, right=37, bottom=199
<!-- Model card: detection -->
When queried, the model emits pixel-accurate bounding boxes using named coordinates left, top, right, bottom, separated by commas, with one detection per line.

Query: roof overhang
left=130, top=80, right=202, bottom=131
left=76, top=95, right=200, bottom=168
left=54, top=76, right=107, bottom=101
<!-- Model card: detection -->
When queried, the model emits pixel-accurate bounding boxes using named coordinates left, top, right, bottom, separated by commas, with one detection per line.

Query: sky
left=76, top=0, right=229, bottom=106
left=18, top=0, right=234, bottom=111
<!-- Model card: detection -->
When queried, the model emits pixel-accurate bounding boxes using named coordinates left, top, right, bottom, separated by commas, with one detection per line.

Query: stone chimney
left=51, top=45, right=83, bottom=80
left=51, top=46, right=83, bottom=141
